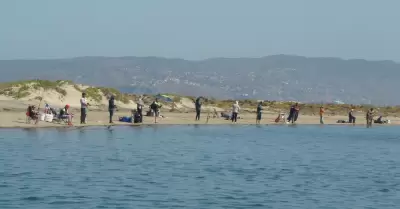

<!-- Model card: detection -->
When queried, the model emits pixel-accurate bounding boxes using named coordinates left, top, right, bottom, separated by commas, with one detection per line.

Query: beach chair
left=26, top=111, right=32, bottom=124
left=26, top=106, right=39, bottom=124
left=52, top=108, right=69, bottom=124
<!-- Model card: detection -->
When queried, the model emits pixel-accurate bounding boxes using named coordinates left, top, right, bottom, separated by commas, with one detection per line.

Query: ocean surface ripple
left=0, top=125, right=400, bottom=209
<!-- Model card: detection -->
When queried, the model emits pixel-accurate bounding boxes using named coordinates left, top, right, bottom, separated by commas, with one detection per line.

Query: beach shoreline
left=1, top=110, right=398, bottom=129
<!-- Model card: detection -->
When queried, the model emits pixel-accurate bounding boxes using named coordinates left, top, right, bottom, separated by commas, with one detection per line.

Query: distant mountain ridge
left=0, top=55, right=399, bottom=105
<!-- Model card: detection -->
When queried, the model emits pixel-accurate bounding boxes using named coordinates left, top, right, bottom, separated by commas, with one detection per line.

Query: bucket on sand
left=45, top=114, right=53, bottom=122
left=40, top=114, right=46, bottom=121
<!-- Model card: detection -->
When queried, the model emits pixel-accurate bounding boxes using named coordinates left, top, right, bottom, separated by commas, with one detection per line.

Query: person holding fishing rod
left=80, top=92, right=90, bottom=124
left=194, top=96, right=204, bottom=121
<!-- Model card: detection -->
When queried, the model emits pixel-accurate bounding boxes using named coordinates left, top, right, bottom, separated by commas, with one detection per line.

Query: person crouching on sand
left=232, top=101, right=240, bottom=123
left=256, top=101, right=263, bottom=124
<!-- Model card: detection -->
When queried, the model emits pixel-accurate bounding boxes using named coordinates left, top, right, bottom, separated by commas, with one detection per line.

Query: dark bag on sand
left=275, top=115, right=280, bottom=123
left=119, top=116, right=132, bottom=123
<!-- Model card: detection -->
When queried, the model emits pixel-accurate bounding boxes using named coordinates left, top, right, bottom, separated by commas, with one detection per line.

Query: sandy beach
left=1, top=108, right=399, bottom=129
left=1, top=81, right=398, bottom=128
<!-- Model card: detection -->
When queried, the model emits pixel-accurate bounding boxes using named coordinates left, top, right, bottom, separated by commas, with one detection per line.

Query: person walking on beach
left=137, top=95, right=144, bottom=123
left=366, top=108, right=374, bottom=127
left=232, top=101, right=240, bottom=123
left=108, top=95, right=117, bottom=123
left=150, top=98, right=162, bottom=123
left=80, top=92, right=90, bottom=124
left=319, top=106, right=325, bottom=124
left=195, top=96, right=203, bottom=121
left=256, top=101, right=263, bottom=124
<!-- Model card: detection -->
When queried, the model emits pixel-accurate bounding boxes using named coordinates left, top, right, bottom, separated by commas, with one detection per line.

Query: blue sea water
left=0, top=125, right=400, bottom=209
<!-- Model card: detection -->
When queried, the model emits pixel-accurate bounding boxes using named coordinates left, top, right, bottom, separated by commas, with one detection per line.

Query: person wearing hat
left=60, top=104, right=73, bottom=125
left=80, top=92, right=90, bottom=124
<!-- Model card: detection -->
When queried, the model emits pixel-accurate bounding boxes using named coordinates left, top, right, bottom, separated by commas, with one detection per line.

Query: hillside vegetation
left=0, top=80, right=132, bottom=109
left=0, top=80, right=400, bottom=116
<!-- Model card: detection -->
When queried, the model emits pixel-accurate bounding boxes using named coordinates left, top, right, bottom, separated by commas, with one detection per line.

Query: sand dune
left=1, top=80, right=399, bottom=128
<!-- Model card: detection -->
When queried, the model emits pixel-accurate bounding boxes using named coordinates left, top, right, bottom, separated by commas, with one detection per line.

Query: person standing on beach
left=287, top=104, right=295, bottom=123
left=80, top=92, right=89, bottom=124
left=349, top=108, right=356, bottom=124
left=293, top=103, right=300, bottom=122
left=232, top=101, right=240, bottom=123
left=319, top=106, right=325, bottom=124
left=108, top=95, right=116, bottom=123
left=366, top=108, right=374, bottom=127
left=137, top=95, right=144, bottom=123
left=256, top=101, right=263, bottom=124
left=195, top=96, right=203, bottom=121
left=288, top=103, right=300, bottom=124
left=150, top=98, right=162, bottom=123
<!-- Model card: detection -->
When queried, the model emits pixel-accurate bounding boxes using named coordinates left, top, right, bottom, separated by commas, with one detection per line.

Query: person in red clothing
left=59, top=104, right=73, bottom=126
left=319, top=106, right=325, bottom=124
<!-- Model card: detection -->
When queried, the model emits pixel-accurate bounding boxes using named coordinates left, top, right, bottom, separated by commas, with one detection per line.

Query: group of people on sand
left=193, top=97, right=242, bottom=123
left=26, top=92, right=389, bottom=126
left=27, top=92, right=91, bottom=126
left=192, top=97, right=388, bottom=126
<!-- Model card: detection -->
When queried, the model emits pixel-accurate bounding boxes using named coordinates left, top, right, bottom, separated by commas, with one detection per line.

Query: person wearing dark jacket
left=287, top=105, right=295, bottom=123
left=256, top=101, right=263, bottom=124
left=195, top=97, right=203, bottom=121
left=108, top=95, right=117, bottom=123
left=150, top=99, right=162, bottom=123
left=287, top=103, right=299, bottom=123
left=348, top=109, right=356, bottom=124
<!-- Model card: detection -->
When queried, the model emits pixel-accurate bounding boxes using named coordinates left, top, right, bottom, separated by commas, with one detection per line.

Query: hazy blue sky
left=1, top=0, right=399, bottom=60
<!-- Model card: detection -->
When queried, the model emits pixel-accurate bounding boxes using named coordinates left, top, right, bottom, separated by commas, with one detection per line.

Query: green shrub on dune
left=2, top=79, right=400, bottom=116
left=99, top=87, right=130, bottom=104
left=0, top=79, right=132, bottom=105
left=0, top=80, right=70, bottom=98
left=83, top=87, right=103, bottom=103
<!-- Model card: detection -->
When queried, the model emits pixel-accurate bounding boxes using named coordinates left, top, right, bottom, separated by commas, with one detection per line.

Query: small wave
left=21, top=196, right=44, bottom=201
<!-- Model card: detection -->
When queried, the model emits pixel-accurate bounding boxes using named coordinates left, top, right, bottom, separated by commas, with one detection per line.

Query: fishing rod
left=31, top=79, right=45, bottom=124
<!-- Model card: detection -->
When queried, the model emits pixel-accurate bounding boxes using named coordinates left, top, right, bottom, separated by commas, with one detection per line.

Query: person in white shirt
left=80, top=92, right=90, bottom=124
left=232, top=101, right=240, bottom=123
left=136, top=95, right=144, bottom=123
